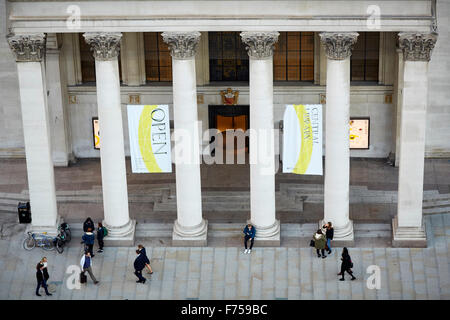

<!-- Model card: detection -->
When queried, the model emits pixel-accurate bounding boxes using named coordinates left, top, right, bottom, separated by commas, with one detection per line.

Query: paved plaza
left=0, top=212, right=448, bottom=300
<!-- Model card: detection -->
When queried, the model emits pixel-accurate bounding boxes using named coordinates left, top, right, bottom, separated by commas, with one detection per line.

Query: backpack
left=103, top=227, right=108, bottom=237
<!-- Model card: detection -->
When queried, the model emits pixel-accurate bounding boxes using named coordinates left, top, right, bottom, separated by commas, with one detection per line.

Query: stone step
left=422, top=199, right=450, bottom=208
left=423, top=207, right=450, bottom=215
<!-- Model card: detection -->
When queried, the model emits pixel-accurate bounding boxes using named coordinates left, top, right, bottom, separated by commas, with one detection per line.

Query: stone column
left=46, top=33, right=72, bottom=167
left=392, top=32, right=437, bottom=248
left=241, top=31, right=280, bottom=246
left=83, top=32, right=135, bottom=245
left=319, top=32, right=358, bottom=243
left=7, top=33, right=60, bottom=235
left=162, top=32, right=207, bottom=246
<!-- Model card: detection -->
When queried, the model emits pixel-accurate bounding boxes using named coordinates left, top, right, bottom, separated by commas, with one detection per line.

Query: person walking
left=313, top=229, right=327, bottom=258
left=97, top=222, right=105, bottom=253
left=35, top=262, right=52, bottom=296
left=82, top=227, right=95, bottom=257
left=243, top=223, right=256, bottom=254
left=83, top=217, right=95, bottom=233
left=134, top=249, right=148, bottom=284
left=40, top=257, right=49, bottom=283
left=138, top=244, right=153, bottom=274
left=323, top=222, right=334, bottom=254
left=338, top=247, right=356, bottom=281
left=80, top=251, right=99, bottom=284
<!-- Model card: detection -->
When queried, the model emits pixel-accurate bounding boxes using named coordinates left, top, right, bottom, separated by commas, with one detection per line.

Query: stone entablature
left=398, top=32, right=438, bottom=62
left=161, top=32, right=201, bottom=60
left=7, top=33, right=46, bottom=62
left=83, top=32, right=122, bottom=61
left=240, top=32, right=279, bottom=59
left=319, top=32, right=359, bottom=60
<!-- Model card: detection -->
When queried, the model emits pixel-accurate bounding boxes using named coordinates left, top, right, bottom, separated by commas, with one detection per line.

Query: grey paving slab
left=398, top=249, right=415, bottom=299
left=386, top=248, right=402, bottom=300
left=147, top=247, right=165, bottom=299
left=299, top=248, right=313, bottom=299
left=249, top=248, right=263, bottom=300
left=198, top=247, right=214, bottom=299
left=324, top=251, right=338, bottom=300
left=211, top=247, right=226, bottom=300
left=186, top=247, right=202, bottom=299
left=335, top=249, right=351, bottom=300
left=160, top=247, right=177, bottom=300
left=236, top=248, right=251, bottom=299
left=410, top=248, right=427, bottom=300
left=423, top=247, right=441, bottom=299
left=224, top=247, right=239, bottom=299
left=274, top=247, right=288, bottom=299
left=261, top=248, right=275, bottom=300
left=431, top=215, right=450, bottom=299
left=311, top=250, right=325, bottom=300
left=350, top=248, right=364, bottom=300
left=373, top=248, right=390, bottom=300
left=173, top=248, right=189, bottom=300
left=361, top=249, right=377, bottom=300
left=123, top=247, right=138, bottom=300
left=287, top=248, right=300, bottom=300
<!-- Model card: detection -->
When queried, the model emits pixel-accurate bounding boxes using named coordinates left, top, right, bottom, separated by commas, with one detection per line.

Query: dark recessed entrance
left=208, top=105, right=250, bottom=157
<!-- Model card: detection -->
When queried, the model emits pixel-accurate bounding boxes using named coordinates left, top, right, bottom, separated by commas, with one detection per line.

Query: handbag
left=309, top=239, right=315, bottom=247
left=80, top=272, right=87, bottom=284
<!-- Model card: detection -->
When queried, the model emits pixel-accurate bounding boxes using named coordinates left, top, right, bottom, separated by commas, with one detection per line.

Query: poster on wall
left=92, top=118, right=100, bottom=149
left=349, top=118, right=370, bottom=149
left=282, top=104, right=323, bottom=175
left=127, top=105, right=172, bottom=173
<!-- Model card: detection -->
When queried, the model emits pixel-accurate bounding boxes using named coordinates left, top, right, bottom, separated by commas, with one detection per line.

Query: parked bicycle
left=53, top=223, right=71, bottom=253
left=58, top=222, right=71, bottom=243
left=23, top=232, right=57, bottom=251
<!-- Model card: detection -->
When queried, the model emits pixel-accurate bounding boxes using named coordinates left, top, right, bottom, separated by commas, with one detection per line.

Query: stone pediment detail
left=319, top=32, right=359, bottom=60
left=398, top=33, right=438, bottom=62
left=240, top=31, right=279, bottom=59
left=83, top=32, right=122, bottom=61
left=161, top=32, right=201, bottom=60
left=7, top=33, right=46, bottom=62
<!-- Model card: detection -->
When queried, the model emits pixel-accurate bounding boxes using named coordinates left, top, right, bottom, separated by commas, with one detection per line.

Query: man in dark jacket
left=134, top=249, right=149, bottom=284
left=323, top=222, right=334, bottom=254
left=83, top=217, right=95, bottom=233
left=82, top=228, right=95, bottom=257
left=36, top=263, right=52, bottom=296
left=97, top=222, right=105, bottom=253
left=243, top=224, right=256, bottom=254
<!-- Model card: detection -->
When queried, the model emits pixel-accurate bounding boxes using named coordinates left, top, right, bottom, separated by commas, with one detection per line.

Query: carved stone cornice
left=319, top=32, right=359, bottom=60
left=398, top=33, right=438, bottom=62
left=161, top=32, right=201, bottom=60
left=7, top=33, right=46, bottom=62
left=240, top=31, right=279, bottom=59
left=83, top=32, right=122, bottom=61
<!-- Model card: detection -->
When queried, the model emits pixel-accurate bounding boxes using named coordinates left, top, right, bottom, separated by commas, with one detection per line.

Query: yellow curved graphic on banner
left=138, top=105, right=162, bottom=173
left=293, top=104, right=313, bottom=174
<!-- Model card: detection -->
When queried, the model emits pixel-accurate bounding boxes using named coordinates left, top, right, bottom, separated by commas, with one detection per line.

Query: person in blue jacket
left=243, top=223, right=256, bottom=254
left=82, top=227, right=95, bottom=257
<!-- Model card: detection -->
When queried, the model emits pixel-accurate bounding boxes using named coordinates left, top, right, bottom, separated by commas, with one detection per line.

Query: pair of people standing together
left=36, top=257, right=52, bottom=296
left=82, top=217, right=107, bottom=256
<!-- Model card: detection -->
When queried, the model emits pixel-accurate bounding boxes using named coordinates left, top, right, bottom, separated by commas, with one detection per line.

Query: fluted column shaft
left=241, top=31, right=280, bottom=245
left=320, top=32, right=358, bottom=242
left=162, top=32, right=207, bottom=246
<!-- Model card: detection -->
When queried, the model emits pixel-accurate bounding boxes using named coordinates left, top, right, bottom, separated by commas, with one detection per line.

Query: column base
left=252, top=219, right=280, bottom=247
left=25, top=215, right=62, bottom=237
left=319, top=219, right=354, bottom=246
left=392, top=216, right=427, bottom=248
left=103, top=219, right=136, bottom=247
left=172, top=219, right=208, bottom=247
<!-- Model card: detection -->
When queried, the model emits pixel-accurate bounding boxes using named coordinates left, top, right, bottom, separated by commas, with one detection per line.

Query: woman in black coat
left=35, top=263, right=52, bottom=296
left=83, top=217, right=95, bottom=233
left=134, top=249, right=149, bottom=284
left=138, top=244, right=153, bottom=274
left=338, top=247, right=356, bottom=281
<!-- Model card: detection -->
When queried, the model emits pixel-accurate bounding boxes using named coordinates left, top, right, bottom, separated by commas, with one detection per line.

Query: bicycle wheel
left=56, top=240, right=64, bottom=254
left=43, top=238, right=55, bottom=251
left=23, top=236, right=35, bottom=250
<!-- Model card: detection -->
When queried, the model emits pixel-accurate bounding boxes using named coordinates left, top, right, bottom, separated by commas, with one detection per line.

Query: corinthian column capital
left=319, top=32, right=359, bottom=60
left=7, top=33, right=46, bottom=62
left=83, top=32, right=122, bottom=61
left=398, top=33, right=438, bottom=62
left=161, top=32, right=201, bottom=60
left=240, top=31, right=279, bottom=59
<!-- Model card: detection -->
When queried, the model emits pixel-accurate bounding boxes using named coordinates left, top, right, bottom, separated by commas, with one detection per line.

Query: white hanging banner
left=282, top=104, right=323, bottom=175
left=127, top=105, right=172, bottom=173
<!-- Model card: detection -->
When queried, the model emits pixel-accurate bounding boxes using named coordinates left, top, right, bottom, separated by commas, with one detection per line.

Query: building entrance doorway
left=208, top=105, right=249, bottom=160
